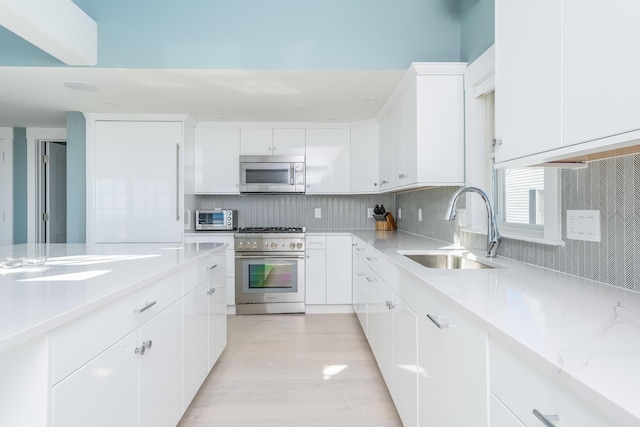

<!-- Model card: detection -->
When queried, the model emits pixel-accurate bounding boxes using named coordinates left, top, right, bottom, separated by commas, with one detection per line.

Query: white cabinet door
left=395, top=82, right=417, bottom=186
left=378, top=108, right=397, bottom=190
left=94, top=121, right=183, bottom=243
left=494, top=0, right=562, bottom=163
left=194, top=128, right=240, bottom=194
left=418, top=292, right=488, bottom=427
left=139, top=301, right=183, bottom=427
left=326, top=235, right=352, bottom=304
left=563, top=0, right=640, bottom=147
left=305, top=248, right=326, bottom=304
left=490, top=394, right=525, bottom=427
left=182, top=281, right=209, bottom=409
left=350, top=121, right=380, bottom=193
left=52, top=330, right=140, bottom=427
left=305, top=128, right=351, bottom=194
left=364, top=272, right=394, bottom=391
left=273, top=128, right=305, bottom=156
left=240, top=128, right=273, bottom=155
left=208, top=277, right=227, bottom=368
left=392, top=298, right=418, bottom=427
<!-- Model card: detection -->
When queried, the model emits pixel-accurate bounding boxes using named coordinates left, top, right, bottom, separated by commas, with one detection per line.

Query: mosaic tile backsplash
left=396, top=153, right=640, bottom=292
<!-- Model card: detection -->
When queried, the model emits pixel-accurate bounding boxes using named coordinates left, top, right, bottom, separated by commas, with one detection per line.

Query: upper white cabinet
left=240, top=128, right=305, bottom=156
left=350, top=120, right=380, bottom=193
left=88, top=117, right=185, bottom=243
left=193, top=128, right=240, bottom=194
left=305, top=128, right=351, bottom=194
left=495, top=0, right=640, bottom=167
left=377, top=63, right=465, bottom=191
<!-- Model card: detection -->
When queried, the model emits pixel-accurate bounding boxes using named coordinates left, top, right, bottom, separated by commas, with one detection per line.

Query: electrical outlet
left=567, top=210, right=600, bottom=242
left=418, top=208, right=422, bottom=222
left=314, top=208, right=322, bottom=219
left=367, top=208, right=374, bottom=218
left=398, top=208, right=402, bottom=220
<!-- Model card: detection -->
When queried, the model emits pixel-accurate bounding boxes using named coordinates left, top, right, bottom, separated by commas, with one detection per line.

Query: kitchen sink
left=401, top=252, right=495, bottom=270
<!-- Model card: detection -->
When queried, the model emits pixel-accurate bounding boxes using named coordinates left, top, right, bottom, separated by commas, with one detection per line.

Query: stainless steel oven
left=234, top=227, right=305, bottom=314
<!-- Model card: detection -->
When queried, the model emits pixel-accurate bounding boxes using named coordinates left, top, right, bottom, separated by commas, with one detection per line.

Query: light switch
left=567, top=210, right=601, bottom=242
left=314, top=208, right=322, bottom=219
left=398, top=208, right=402, bottom=220
left=367, top=208, right=374, bottom=218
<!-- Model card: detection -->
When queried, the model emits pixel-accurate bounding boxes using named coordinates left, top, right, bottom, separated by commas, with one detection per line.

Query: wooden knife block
left=375, top=213, right=397, bottom=231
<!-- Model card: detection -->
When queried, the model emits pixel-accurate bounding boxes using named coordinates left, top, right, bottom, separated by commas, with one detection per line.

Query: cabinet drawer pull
left=386, top=301, right=396, bottom=310
left=207, top=264, right=218, bottom=270
left=135, top=346, right=145, bottom=356
left=365, top=277, right=377, bottom=283
left=532, top=409, right=559, bottom=427
left=427, top=314, right=449, bottom=329
left=207, top=287, right=216, bottom=295
left=365, top=256, right=377, bottom=262
left=133, top=301, right=157, bottom=313
left=356, top=272, right=365, bottom=277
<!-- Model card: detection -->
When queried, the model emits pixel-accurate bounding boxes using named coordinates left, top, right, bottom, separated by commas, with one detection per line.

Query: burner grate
left=237, top=227, right=305, bottom=234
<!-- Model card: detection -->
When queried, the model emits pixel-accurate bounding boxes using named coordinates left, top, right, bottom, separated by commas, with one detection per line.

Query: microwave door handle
left=290, top=163, right=294, bottom=185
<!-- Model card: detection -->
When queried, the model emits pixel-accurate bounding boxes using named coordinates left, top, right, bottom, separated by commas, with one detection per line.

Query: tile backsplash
left=396, top=153, right=640, bottom=293
left=186, top=194, right=395, bottom=231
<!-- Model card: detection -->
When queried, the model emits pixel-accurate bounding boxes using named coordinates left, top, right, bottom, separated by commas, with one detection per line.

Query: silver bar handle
left=207, top=264, right=218, bottom=270
left=532, top=410, right=559, bottom=427
left=365, top=277, right=377, bottom=282
left=176, top=143, right=180, bottom=221
left=365, top=256, right=377, bottom=262
left=427, top=314, right=449, bottom=329
left=134, top=301, right=157, bottom=313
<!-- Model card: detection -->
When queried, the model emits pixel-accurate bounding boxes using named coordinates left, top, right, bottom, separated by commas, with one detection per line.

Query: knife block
left=375, top=213, right=397, bottom=231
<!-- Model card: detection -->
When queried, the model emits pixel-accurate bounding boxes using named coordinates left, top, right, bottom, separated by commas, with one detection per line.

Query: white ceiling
left=0, top=67, right=405, bottom=127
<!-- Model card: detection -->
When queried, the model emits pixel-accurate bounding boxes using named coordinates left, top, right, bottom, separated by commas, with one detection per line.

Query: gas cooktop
left=236, top=227, right=305, bottom=234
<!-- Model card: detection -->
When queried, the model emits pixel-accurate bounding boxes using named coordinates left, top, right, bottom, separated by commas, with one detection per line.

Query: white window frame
left=463, top=46, right=563, bottom=246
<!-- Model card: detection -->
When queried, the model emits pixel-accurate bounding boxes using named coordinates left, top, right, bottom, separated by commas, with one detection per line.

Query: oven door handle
left=235, top=254, right=305, bottom=260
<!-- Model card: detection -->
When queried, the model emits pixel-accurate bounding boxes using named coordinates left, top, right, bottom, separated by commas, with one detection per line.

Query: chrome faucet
left=444, top=186, right=501, bottom=258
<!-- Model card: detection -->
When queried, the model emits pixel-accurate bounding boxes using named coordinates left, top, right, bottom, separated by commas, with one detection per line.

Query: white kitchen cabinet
left=494, top=0, right=562, bottom=163
left=350, top=120, right=380, bottom=193
left=139, top=301, right=184, bottom=427
left=52, top=330, right=140, bottom=427
left=240, top=127, right=305, bottom=156
left=194, top=128, right=240, bottom=194
left=305, top=128, right=351, bottom=194
left=182, top=281, right=210, bottom=409
left=391, top=298, right=418, bottom=427
left=490, top=394, right=525, bottom=427
left=184, top=233, right=235, bottom=306
left=562, top=0, right=640, bottom=147
left=365, top=271, right=394, bottom=391
left=491, top=338, right=617, bottom=427
left=91, top=120, right=184, bottom=243
left=377, top=64, right=465, bottom=191
left=305, top=235, right=352, bottom=305
left=418, top=288, right=488, bottom=427
left=208, top=280, right=227, bottom=368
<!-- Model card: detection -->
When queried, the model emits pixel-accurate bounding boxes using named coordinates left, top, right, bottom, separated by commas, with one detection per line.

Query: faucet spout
left=445, top=186, right=501, bottom=258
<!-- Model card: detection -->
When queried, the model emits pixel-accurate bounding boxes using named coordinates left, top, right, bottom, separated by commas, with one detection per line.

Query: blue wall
left=0, top=0, right=461, bottom=69
left=66, top=112, right=86, bottom=243
left=12, top=127, right=27, bottom=244
left=459, top=0, right=495, bottom=63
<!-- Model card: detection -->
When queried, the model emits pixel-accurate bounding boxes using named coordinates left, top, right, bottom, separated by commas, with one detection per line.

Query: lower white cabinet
left=491, top=394, right=525, bottom=427
left=53, top=330, right=140, bottom=427
left=417, top=286, right=488, bottom=427
left=491, top=339, right=617, bottom=427
left=182, top=281, right=211, bottom=408
left=208, top=279, right=227, bottom=368
left=185, top=233, right=235, bottom=306
left=391, top=298, right=418, bottom=427
left=305, top=235, right=352, bottom=305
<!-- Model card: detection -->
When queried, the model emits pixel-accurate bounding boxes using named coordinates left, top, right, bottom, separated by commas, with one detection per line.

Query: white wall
left=0, top=127, right=13, bottom=245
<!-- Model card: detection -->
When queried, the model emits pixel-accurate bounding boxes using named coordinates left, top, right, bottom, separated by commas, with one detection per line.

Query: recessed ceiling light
left=365, top=98, right=378, bottom=104
left=218, top=117, right=230, bottom=120
left=63, top=81, right=100, bottom=92
left=327, top=117, right=338, bottom=121
left=106, top=102, right=120, bottom=107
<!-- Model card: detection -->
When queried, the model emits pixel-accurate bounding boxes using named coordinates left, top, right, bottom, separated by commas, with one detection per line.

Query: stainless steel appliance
left=235, top=227, right=305, bottom=314
left=239, top=155, right=305, bottom=194
left=195, top=209, right=237, bottom=231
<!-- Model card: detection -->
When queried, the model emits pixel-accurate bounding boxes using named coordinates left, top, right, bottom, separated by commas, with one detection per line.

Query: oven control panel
left=236, top=238, right=304, bottom=252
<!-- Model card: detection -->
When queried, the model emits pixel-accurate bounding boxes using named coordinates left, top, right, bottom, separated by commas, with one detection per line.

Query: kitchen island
left=0, top=242, right=226, bottom=427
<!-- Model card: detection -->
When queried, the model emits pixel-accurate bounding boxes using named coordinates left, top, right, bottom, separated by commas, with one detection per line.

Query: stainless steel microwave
left=239, top=155, right=305, bottom=193
left=195, top=209, right=237, bottom=231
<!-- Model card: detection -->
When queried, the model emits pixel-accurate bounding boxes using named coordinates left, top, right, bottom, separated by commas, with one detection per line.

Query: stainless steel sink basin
left=403, top=253, right=495, bottom=270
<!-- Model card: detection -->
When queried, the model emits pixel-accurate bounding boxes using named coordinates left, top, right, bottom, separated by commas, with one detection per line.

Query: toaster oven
left=195, top=209, right=237, bottom=231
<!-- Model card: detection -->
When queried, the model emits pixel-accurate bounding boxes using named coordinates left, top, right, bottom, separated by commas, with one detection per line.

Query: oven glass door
left=241, top=162, right=292, bottom=186
left=198, top=211, right=225, bottom=226
left=240, top=258, right=299, bottom=294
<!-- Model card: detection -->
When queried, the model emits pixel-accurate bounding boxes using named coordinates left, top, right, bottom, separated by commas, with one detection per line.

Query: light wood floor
left=178, top=313, right=403, bottom=427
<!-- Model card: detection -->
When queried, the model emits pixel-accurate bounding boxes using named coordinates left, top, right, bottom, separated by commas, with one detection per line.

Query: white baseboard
left=305, top=304, right=354, bottom=314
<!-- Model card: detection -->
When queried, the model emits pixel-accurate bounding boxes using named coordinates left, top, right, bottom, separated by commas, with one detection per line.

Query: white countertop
left=0, top=242, right=225, bottom=353
left=351, top=230, right=640, bottom=425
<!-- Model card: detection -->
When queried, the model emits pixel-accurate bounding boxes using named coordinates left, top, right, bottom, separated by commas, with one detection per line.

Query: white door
left=392, top=299, right=418, bottom=427
left=305, top=248, right=327, bottom=304
left=326, top=236, right=352, bottom=304
left=208, top=277, right=227, bottom=368
left=52, top=330, right=140, bottom=427
left=94, top=121, right=183, bottom=243
left=0, top=130, right=12, bottom=245
left=350, top=122, right=379, bottom=193
left=305, top=128, right=351, bottom=194
left=378, top=109, right=397, bottom=190
left=240, top=128, right=273, bottom=155
left=139, top=301, right=183, bottom=427
left=272, top=128, right=305, bottom=156
left=182, top=281, right=209, bottom=408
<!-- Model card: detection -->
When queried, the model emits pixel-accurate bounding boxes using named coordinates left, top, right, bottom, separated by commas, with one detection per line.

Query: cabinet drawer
left=184, top=233, right=234, bottom=250
left=305, top=235, right=326, bottom=249
left=52, top=271, right=183, bottom=384
left=183, top=252, right=225, bottom=293
left=491, top=339, right=616, bottom=427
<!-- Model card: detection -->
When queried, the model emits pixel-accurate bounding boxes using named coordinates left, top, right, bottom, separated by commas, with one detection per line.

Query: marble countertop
left=351, top=230, right=640, bottom=425
left=0, top=242, right=225, bottom=352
